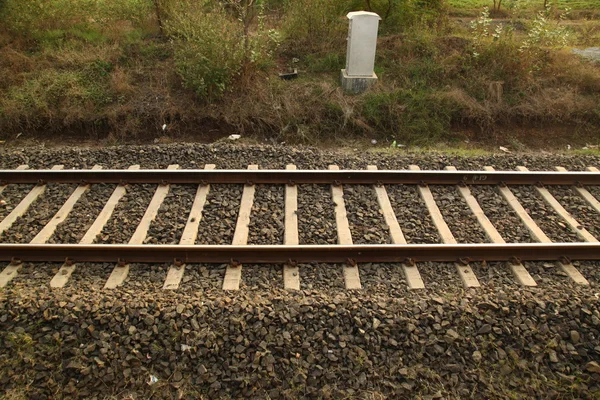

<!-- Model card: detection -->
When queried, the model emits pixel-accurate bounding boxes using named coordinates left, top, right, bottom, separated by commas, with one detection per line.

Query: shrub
left=282, top=0, right=349, bottom=53
left=361, top=0, right=447, bottom=32
left=166, top=1, right=278, bottom=100
left=362, top=88, right=459, bottom=144
left=165, top=2, right=244, bottom=100
left=0, top=69, right=96, bottom=129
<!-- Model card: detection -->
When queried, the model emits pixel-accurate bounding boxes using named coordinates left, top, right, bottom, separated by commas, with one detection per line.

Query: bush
left=282, top=0, right=349, bottom=53
left=165, top=1, right=278, bottom=100
left=362, top=88, right=459, bottom=144
left=165, top=2, right=244, bottom=100
left=0, top=69, right=97, bottom=129
left=360, top=0, right=447, bottom=32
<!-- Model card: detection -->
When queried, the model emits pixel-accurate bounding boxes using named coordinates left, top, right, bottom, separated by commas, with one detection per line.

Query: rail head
left=0, top=169, right=599, bottom=185
left=1, top=243, right=599, bottom=264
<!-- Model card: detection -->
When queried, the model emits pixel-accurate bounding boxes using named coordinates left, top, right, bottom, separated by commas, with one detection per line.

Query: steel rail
left=1, top=243, right=600, bottom=264
left=0, top=169, right=599, bottom=186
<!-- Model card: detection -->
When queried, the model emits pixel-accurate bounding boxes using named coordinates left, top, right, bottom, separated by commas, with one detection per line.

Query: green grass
left=448, top=0, right=600, bottom=10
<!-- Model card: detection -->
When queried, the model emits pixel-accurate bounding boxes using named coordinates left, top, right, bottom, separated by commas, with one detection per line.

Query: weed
left=0, top=0, right=599, bottom=146
left=362, top=88, right=460, bottom=145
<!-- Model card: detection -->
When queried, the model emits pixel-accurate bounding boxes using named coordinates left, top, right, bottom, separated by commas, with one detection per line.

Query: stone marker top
left=347, top=11, right=381, bottom=20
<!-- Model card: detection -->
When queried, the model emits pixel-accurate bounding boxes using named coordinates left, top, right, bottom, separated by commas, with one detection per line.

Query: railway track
left=0, top=164, right=599, bottom=291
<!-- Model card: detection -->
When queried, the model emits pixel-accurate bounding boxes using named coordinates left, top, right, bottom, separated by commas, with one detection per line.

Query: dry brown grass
left=1, top=2, right=600, bottom=146
left=0, top=47, right=33, bottom=89
left=513, top=87, right=596, bottom=121
left=546, top=50, right=600, bottom=94
left=110, top=66, right=134, bottom=95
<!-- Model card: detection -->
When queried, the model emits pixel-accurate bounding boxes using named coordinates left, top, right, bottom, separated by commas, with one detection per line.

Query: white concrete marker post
left=341, top=11, right=381, bottom=94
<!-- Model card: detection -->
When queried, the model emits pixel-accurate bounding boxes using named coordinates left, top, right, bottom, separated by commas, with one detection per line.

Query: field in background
left=0, top=0, right=599, bottom=149
left=449, top=0, right=599, bottom=11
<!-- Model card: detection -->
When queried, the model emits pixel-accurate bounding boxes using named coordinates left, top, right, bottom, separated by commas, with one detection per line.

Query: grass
left=0, top=0, right=599, bottom=149
left=449, top=0, right=600, bottom=11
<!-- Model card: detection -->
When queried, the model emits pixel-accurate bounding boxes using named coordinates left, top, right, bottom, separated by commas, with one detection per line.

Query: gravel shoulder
left=1, top=280, right=598, bottom=399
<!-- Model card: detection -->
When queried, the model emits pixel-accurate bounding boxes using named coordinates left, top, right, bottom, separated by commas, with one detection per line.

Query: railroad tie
left=409, top=165, right=481, bottom=288
left=50, top=165, right=141, bottom=288
left=223, top=165, right=258, bottom=291
left=283, top=164, right=300, bottom=290
left=104, top=164, right=179, bottom=289
left=367, top=165, right=424, bottom=289
left=163, top=164, right=216, bottom=290
left=330, top=165, right=362, bottom=290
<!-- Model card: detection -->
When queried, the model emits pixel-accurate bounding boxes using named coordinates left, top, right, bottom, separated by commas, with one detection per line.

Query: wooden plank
left=80, top=165, right=141, bottom=244
left=31, top=165, right=102, bottom=244
left=445, top=166, right=536, bottom=287
left=0, top=165, right=28, bottom=195
left=484, top=166, right=588, bottom=285
left=445, top=166, right=504, bottom=243
left=223, top=165, right=258, bottom=291
left=409, top=165, right=480, bottom=288
left=104, top=164, right=179, bottom=289
left=508, top=262, right=537, bottom=286
left=330, top=165, right=361, bottom=290
left=0, top=165, right=64, bottom=236
left=483, top=166, right=550, bottom=242
left=283, top=164, right=300, bottom=291
left=408, top=166, right=455, bottom=243
left=163, top=164, right=215, bottom=290
left=367, top=166, right=407, bottom=244
left=517, top=166, right=597, bottom=243
left=368, top=165, right=424, bottom=289
left=555, top=166, right=600, bottom=214
left=51, top=165, right=141, bottom=288
left=0, top=165, right=64, bottom=288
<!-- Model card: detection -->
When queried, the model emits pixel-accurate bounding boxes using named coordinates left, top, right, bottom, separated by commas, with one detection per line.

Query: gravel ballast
left=549, top=186, right=600, bottom=240
left=48, top=183, right=116, bottom=244
left=0, top=184, right=34, bottom=221
left=297, top=184, right=337, bottom=245
left=0, top=183, right=76, bottom=244
left=95, top=184, right=155, bottom=244
left=1, top=143, right=600, bottom=399
left=387, top=185, right=442, bottom=244
left=247, top=185, right=284, bottom=245
left=195, top=185, right=243, bottom=245
left=344, top=185, right=390, bottom=244
left=510, top=185, right=580, bottom=242
left=431, top=185, right=488, bottom=243
left=470, top=186, right=535, bottom=243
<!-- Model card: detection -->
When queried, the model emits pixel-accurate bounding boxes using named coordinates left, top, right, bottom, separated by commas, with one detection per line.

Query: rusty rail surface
left=1, top=169, right=600, bottom=186
left=2, top=243, right=600, bottom=264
